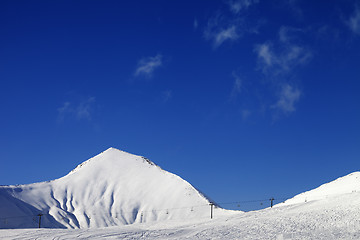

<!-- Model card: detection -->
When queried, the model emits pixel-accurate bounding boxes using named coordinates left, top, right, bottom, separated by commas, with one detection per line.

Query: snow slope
left=3, top=171, right=360, bottom=239
left=2, top=191, right=360, bottom=239
left=0, top=148, right=227, bottom=229
left=277, top=171, right=360, bottom=206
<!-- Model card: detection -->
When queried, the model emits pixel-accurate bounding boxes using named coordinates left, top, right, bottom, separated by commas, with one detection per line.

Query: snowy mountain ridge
left=4, top=171, right=360, bottom=239
left=0, top=148, right=228, bottom=229
left=277, top=171, right=360, bottom=206
left=68, top=147, right=158, bottom=175
left=2, top=147, right=360, bottom=237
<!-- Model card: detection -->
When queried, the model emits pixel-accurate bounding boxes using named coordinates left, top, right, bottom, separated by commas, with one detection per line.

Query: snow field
left=0, top=148, right=226, bottom=229
left=2, top=148, right=360, bottom=239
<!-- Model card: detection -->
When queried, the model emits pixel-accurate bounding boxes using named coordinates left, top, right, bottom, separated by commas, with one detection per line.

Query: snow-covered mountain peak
left=68, top=147, right=158, bottom=175
left=0, top=148, right=219, bottom=229
left=278, top=171, right=360, bottom=206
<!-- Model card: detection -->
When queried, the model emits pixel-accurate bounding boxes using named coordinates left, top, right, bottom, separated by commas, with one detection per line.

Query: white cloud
left=272, top=84, right=301, bottom=114
left=57, top=97, right=96, bottom=122
left=194, top=18, right=198, bottom=30
left=227, top=0, right=259, bottom=14
left=76, top=97, right=95, bottom=120
left=284, top=45, right=311, bottom=66
left=284, top=0, right=303, bottom=19
left=256, top=43, right=274, bottom=67
left=279, top=27, right=288, bottom=43
left=57, top=102, right=71, bottom=122
left=256, top=44, right=311, bottom=74
left=253, top=27, right=310, bottom=118
left=203, top=0, right=259, bottom=48
left=347, top=7, right=360, bottom=35
left=134, top=54, right=163, bottom=78
left=255, top=28, right=312, bottom=75
left=230, top=71, right=242, bottom=99
left=214, top=25, right=239, bottom=47
left=162, top=90, right=172, bottom=102
left=241, top=109, right=251, bottom=120
left=278, top=26, right=303, bottom=43
left=205, top=24, right=239, bottom=48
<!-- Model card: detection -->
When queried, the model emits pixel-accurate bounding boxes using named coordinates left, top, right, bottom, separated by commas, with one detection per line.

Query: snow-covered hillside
left=3, top=190, right=360, bottom=239
left=0, top=148, right=227, bottom=229
left=277, top=171, right=360, bottom=206
left=3, top=171, right=360, bottom=239
left=2, top=150, right=360, bottom=239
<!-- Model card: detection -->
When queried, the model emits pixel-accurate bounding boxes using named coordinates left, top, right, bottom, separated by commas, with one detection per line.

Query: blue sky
left=1, top=0, right=360, bottom=210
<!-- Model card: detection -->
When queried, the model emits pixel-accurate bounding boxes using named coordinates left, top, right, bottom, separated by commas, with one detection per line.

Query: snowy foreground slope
left=3, top=188, right=360, bottom=239
left=0, top=148, right=230, bottom=229
left=3, top=172, right=360, bottom=239
left=2, top=152, right=360, bottom=240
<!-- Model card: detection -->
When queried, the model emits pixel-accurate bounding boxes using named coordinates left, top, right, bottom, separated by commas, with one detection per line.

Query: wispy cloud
left=253, top=26, right=310, bottom=118
left=57, top=102, right=71, bottom=122
left=230, top=71, right=242, bottom=99
left=284, top=0, right=303, bottom=19
left=162, top=90, right=172, bottom=102
left=255, top=43, right=311, bottom=74
left=134, top=54, right=163, bottom=78
left=241, top=109, right=251, bottom=120
left=76, top=97, right=95, bottom=120
left=256, top=43, right=274, bottom=67
left=255, top=27, right=312, bottom=75
left=272, top=84, right=301, bottom=114
left=213, top=25, right=239, bottom=48
left=57, top=97, right=96, bottom=122
left=194, top=18, right=199, bottom=30
left=203, top=0, right=258, bottom=48
left=204, top=15, right=240, bottom=48
left=347, top=7, right=360, bottom=35
left=278, top=26, right=303, bottom=43
left=227, top=0, right=259, bottom=14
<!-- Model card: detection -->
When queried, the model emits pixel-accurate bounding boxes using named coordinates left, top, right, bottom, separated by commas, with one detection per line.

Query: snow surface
left=2, top=191, right=360, bottom=239
left=2, top=149, right=360, bottom=239
left=277, top=172, right=360, bottom=206
left=0, top=148, right=231, bottom=229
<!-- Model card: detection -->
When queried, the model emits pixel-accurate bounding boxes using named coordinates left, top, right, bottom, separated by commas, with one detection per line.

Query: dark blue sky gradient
left=1, top=0, right=359, bottom=210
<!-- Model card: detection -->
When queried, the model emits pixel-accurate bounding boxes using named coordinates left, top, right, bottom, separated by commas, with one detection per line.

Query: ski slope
left=278, top=172, right=360, bottom=206
left=0, top=148, right=230, bottom=229
left=2, top=191, right=360, bottom=240
left=2, top=149, right=360, bottom=239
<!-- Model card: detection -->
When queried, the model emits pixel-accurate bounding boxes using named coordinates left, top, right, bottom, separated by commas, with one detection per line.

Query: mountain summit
left=0, top=148, right=219, bottom=229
